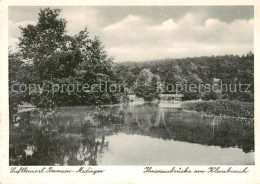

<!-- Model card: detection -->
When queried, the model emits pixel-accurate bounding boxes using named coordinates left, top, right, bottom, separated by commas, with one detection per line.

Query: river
left=9, top=103, right=254, bottom=165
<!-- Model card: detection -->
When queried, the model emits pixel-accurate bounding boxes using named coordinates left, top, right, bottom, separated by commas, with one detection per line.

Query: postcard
left=0, top=0, right=259, bottom=183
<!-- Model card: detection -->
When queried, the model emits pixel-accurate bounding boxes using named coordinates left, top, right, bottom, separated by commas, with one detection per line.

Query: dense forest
left=114, top=53, right=254, bottom=102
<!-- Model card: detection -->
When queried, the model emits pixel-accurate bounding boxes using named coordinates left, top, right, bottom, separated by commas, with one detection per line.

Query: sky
left=9, top=6, right=254, bottom=62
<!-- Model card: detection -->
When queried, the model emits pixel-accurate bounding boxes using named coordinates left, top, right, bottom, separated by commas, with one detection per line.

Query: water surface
left=9, top=103, right=254, bottom=165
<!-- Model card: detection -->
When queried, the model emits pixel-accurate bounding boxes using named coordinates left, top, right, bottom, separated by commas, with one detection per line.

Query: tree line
left=114, top=52, right=254, bottom=102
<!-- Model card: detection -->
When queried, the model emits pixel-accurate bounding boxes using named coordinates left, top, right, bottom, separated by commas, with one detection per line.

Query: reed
left=182, top=100, right=254, bottom=119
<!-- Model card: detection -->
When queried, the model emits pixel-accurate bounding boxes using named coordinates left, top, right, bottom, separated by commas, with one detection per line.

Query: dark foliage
left=114, top=53, right=254, bottom=102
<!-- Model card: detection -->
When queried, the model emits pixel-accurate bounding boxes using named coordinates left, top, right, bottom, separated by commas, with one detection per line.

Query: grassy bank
left=182, top=100, right=254, bottom=119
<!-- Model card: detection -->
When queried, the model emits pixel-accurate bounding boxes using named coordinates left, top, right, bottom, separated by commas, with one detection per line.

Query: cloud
left=60, top=7, right=100, bottom=36
left=177, top=13, right=199, bottom=27
left=152, top=19, right=179, bottom=31
left=8, top=7, right=100, bottom=49
left=205, top=18, right=224, bottom=28
left=102, top=13, right=253, bottom=61
left=9, top=20, right=37, bottom=51
left=8, top=8, right=253, bottom=62
left=9, top=20, right=37, bottom=37
left=9, top=37, right=19, bottom=52
left=107, top=46, right=189, bottom=61
left=104, top=15, right=143, bottom=31
left=10, top=20, right=37, bottom=28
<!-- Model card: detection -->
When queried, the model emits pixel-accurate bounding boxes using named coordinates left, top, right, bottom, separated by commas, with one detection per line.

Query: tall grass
left=182, top=100, right=254, bottom=119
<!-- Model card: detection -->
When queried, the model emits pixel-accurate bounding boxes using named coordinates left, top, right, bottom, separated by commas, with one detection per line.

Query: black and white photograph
left=6, top=5, right=255, bottom=166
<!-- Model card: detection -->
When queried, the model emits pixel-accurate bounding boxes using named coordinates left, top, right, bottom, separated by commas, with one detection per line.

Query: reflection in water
left=10, top=103, right=254, bottom=165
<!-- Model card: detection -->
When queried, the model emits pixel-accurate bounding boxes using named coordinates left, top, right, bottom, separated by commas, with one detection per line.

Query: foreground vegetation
left=182, top=100, right=254, bottom=119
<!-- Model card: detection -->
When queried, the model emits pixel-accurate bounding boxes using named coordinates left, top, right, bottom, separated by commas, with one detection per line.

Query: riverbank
left=15, top=99, right=254, bottom=120
left=182, top=100, right=254, bottom=119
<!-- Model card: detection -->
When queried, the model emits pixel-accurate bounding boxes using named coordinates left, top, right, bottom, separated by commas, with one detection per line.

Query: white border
left=1, top=0, right=260, bottom=183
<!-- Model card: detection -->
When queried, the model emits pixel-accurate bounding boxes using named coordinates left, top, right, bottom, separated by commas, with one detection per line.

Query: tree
left=19, top=8, right=66, bottom=61
left=9, top=53, right=25, bottom=121
left=134, top=69, right=161, bottom=101
left=14, top=8, right=120, bottom=107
